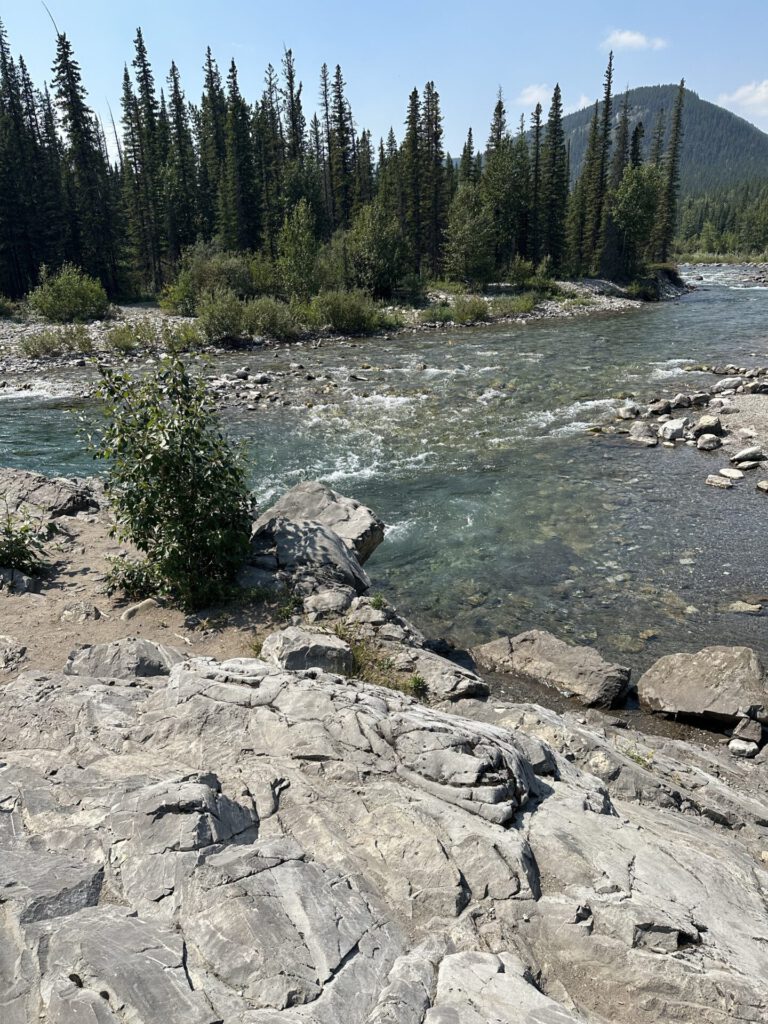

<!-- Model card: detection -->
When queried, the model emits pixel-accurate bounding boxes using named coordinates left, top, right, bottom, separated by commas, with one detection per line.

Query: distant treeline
left=677, top=181, right=768, bottom=256
left=0, top=21, right=685, bottom=300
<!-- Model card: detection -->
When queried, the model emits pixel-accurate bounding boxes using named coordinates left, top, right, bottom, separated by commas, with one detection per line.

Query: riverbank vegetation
left=676, top=181, right=768, bottom=259
left=0, top=18, right=687, bottom=321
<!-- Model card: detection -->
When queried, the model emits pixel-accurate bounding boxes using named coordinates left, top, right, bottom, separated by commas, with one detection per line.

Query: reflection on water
left=3, top=266, right=768, bottom=671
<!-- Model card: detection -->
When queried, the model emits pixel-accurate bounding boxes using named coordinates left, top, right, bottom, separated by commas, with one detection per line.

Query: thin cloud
left=566, top=94, right=592, bottom=113
left=601, top=29, right=667, bottom=52
left=515, top=83, right=551, bottom=108
left=718, top=80, right=768, bottom=117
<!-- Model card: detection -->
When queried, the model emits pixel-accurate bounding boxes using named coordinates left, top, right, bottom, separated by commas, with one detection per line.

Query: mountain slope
left=562, top=85, right=768, bottom=195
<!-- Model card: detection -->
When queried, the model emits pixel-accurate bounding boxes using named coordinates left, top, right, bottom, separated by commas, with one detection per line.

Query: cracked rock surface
left=2, top=647, right=768, bottom=1023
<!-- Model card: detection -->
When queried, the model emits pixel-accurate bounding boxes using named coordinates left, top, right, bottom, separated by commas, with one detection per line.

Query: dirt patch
left=0, top=508, right=278, bottom=682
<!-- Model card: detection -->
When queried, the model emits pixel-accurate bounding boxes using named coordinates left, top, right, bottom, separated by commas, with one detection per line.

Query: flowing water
left=3, top=265, right=768, bottom=672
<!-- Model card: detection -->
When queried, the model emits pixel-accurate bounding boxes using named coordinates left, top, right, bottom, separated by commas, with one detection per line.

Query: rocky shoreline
left=2, top=465, right=768, bottom=1022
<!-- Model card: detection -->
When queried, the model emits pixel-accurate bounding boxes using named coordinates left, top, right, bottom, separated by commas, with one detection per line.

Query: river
left=2, top=264, right=768, bottom=672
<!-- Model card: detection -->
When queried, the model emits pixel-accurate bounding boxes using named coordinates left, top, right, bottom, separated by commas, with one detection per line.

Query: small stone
left=728, top=737, right=759, bottom=759
left=648, top=400, right=671, bottom=416
left=706, top=474, right=732, bottom=489
left=733, top=717, right=763, bottom=743
left=720, top=467, right=744, bottom=481
left=697, top=434, right=721, bottom=451
left=738, top=460, right=761, bottom=470
left=731, top=445, right=765, bottom=464
left=659, top=417, right=688, bottom=441
left=121, top=597, right=161, bottom=621
left=692, top=415, right=723, bottom=437
left=726, top=601, right=762, bottom=615
left=756, top=480, right=768, bottom=493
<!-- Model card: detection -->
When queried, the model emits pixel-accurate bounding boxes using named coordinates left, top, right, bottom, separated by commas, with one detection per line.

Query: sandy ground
left=0, top=509, right=277, bottom=682
left=718, top=393, right=768, bottom=456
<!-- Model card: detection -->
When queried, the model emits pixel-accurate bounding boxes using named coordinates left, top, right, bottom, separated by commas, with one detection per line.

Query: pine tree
left=198, top=48, right=227, bottom=236
left=584, top=52, right=613, bottom=272
left=459, top=127, right=476, bottom=184
left=51, top=30, right=117, bottom=289
left=328, top=65, right=353, bottom=228
left=218, top=61, right=259, bottom=251
left=653, top=80, right=685, bottom=261
left=487, top=90, right=506, bottom=153
left=529, top=103, right=543, bottom=263
left=630, top=122, right=645, bottom=168
left=540, top=84, right=568, bottom=271
left=256, top=63, right=285, bottom=254
left=649, top=109, right=666, bottom=166
left=420, top=81, right=447, bottom=277
left=164, top=61, right=198, bottom=261
left=401, top=87, right=422, bottom=272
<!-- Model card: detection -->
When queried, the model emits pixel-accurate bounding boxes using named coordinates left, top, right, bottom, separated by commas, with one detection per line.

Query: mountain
left=562, top=85, right=768, bottom=195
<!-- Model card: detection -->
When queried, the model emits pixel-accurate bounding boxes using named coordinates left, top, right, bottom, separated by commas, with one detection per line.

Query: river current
left=3, top=265, right=768, bottom=671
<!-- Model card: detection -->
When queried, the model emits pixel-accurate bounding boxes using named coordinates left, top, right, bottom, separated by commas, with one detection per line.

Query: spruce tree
left=218, top=61, right=259, bottom=251
left=420, top=81, right=447, bottom=277
left=459, top=127, right=476, bottom=184
left=401, top=87, right=422, bottom=272
left=630, top=122, right=645, bottom=168
left=540, top=85, right=568, bottom=272
left=653, top=80, right=685, bottom=261
left=164, top=61, right=198, bottom=260
left=198, top=49, right=227, bottom=236
left=529, top=103, right=543, bottom=263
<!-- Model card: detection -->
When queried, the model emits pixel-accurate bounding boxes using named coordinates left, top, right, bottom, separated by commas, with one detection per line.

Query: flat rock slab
left=472, top=629, right=630, bottom=707
left=254, top=481, right=385, bottom=563
left=638, top=645, right=768, bottom=723
left=64, top=637, right=185, bottom=679
left=261, top=625, right=354, bottom=674
left=0, top=467, right=99, bottom=518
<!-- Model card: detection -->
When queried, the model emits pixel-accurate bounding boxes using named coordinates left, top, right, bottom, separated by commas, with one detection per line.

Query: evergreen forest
left=0, top=19, right=693, bottom=307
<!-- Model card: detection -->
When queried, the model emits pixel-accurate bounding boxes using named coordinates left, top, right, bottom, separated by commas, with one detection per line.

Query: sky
left=4, top=0, right=768, bottom=153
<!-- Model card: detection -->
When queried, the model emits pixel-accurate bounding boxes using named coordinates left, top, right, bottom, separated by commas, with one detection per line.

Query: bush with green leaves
left=308, top=290, right=390, bottom=335
left=87, top=357, right=252, bottom=609
left=26, top=263, right=109, bottom=323
left=196, top=287, right=246, bottom=343
left=243, top=296, right=301, bottom=341
left=20, top=324, right=94, bottom=358
left=277, top=199, right=318, bottom=301
left=452, top=295, right=491, bottom=324
left=0, top=505, right=46, bottom=575
left=160, top=243, right=255, bottom=315
left=490, top=293, right=537, bottom=317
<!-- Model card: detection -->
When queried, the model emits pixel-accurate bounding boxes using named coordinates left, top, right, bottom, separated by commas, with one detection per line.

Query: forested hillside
left=0, top=20, right=684, bottom=303
left=678, top=180, right=768, bottom=254
left=563, top=85, right=768, bottom=196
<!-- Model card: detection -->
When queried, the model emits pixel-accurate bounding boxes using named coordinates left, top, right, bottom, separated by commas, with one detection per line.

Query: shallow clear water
left=3, top=266, right=768, bottom=671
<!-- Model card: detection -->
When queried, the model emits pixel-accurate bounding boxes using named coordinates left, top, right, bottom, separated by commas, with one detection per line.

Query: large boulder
left=0, top=467, right=99, bottom=518
left=64, top=638, right=185, bottom=679
left=637, top=645, right=768, bottom=724
left=472, top=629, right=631, bottom=707
left=260, top=625, right=354, bottom=675
left=251, top=515, right=370, bottom=594
left=254, top=481, right=385, bottom=563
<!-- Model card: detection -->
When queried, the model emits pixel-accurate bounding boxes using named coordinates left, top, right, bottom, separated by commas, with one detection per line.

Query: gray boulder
left=658, top=417, right=689, bottom=441
left=252, top=515, right=370, bottom=594
left=64, top=638, right=185, bottom=679
left=696, top=433, right=722, bottom=451
left=472, top=629, right=631, bottom=707
left=0, top=466, right=99, bottom=518
left=254, top=481, right=385, bottom=563
left=692, top=414, right=723, bottom=437
left=638, top=645, right=768, bottom=724
left=627, top=420, right=658, bottom=446
left=261, top=625, right=355, bottom=674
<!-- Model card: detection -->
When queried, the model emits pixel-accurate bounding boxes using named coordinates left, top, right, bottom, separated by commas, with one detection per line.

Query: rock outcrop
left=1, top=652, right=767, bottom=1023
left=638, top=645, right=768, bottom=724
left=0, top=466, right=100, bottom=518
left=473, top=629, right=631, bottom=707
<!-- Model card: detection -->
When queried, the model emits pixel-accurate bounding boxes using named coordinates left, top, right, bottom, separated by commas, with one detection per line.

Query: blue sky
left=4, top=1, right=768, bottom=152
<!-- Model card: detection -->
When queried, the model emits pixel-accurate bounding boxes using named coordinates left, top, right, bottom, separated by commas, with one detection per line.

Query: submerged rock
left=472, top=629, right=631, bottom=707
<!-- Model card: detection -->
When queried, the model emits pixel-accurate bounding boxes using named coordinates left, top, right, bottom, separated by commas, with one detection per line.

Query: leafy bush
left=277, top=199, right=318, bottom=300
left=161, top=243, right=255, bottom=315
left=0, top=294, right=15, bottom=317
left=452, top=295, right=490, bottom=324
left=491, top=293, right=537, bottom=317
left=27, top=263, right=110, bottom=323
left=418, top=303, right=455, bottom=325
left=87, top=357, right=252, bottom=609
left=104, top=556, right=159, bottom=600
left=0, top=505, right=45, bottom=575
left=249, top=252, right=280, bottom=296
left=157, top=321, right=203, bottom=353
left=307, top=290, right=386, bottom=335
left=105, top=321, right=155, bottom=353
left=196, top=287, right=246, bottom=343
left=506, top=256, right=536, bottom=287
left=242, top=296, right=301, bottom=341
left=20, top=324, right=94, bottom=357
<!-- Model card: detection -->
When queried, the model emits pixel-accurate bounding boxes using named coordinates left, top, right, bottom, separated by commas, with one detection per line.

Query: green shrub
left=418, top=303, right=455, bottom=325
left=104, top=556, right=159, bottom=600
left=491, top=293, right=537, bottom=317
left=87, top=357, right=252, bottom=609
left=507, top=256, right=536, bottom=287
left=0, top=294, right=15, bottom=317
left=27, top=263, right=109, bottom=322
left=161, top=244, right=256, bottom=315
left=452, top=295, right=490, bottom=324
left=19, top=330, right=66, bottom=358
left=0, top=505, right=46, bottom=575
left=243, top=296, right=301, bottom=341
left=196, top=288, right=246, bottom=343
left=307, top=289, right=385, bottom=335
left=105, top=321, right=156, bottom=353
left=249, top=252, right=280, bottom=296
left=157, top=321, right=203, bottom=353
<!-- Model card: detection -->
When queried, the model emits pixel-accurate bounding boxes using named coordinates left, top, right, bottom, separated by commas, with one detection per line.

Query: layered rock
left=1, top=648, right=767, bottom=1023
left=473, top=629, right=631, bottom=707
